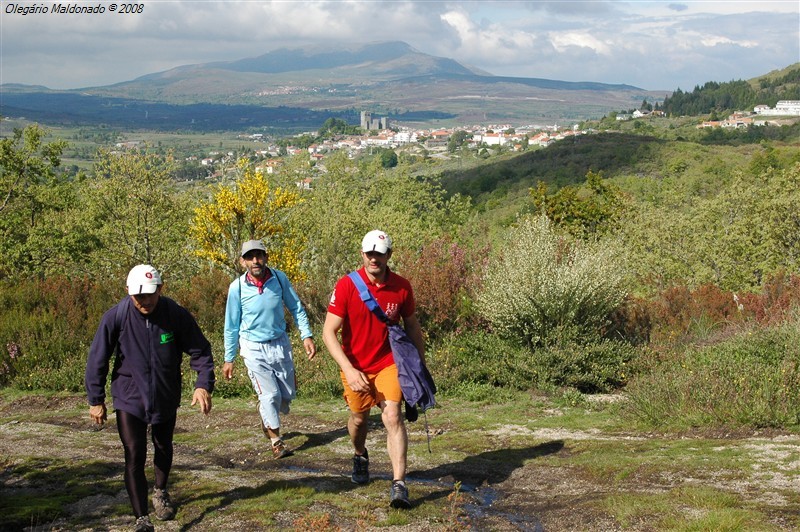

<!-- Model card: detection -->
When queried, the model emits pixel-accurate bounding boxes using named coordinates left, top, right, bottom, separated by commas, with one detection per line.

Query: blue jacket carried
left=347, top=272, right=436, bottom=413
left=85, top=296, right=215, bottom=424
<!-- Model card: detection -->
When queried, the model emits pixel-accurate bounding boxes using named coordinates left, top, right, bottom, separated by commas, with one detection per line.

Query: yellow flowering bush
left=189, top=159, right=305, bottom=280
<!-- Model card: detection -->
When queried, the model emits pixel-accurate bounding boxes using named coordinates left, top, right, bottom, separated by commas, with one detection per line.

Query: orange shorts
left=341, top=363, right=402, bottom=413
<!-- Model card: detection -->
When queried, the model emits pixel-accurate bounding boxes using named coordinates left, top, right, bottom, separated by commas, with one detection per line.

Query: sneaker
left=272, top=439, right=294, bottom=459
left=134, top=515, right=155, bottom=532
left=152, top=488, right=175, bottom=521
left=390, top=480, right=412, bottom=509
left=351, top=449, right=369, bottom=484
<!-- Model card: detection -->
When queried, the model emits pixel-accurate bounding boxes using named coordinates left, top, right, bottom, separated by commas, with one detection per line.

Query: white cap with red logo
left=361, top=230, right=392, bottom=254
left=126, top=264, right=163, bottom=295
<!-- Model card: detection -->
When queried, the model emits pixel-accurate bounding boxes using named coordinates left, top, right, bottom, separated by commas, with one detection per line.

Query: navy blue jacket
left=85, top=296, right=215, bottom=424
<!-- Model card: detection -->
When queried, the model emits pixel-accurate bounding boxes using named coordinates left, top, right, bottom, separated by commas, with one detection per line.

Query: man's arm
left=85, top=307, right=118, bottom=424
left=223, top=280, right=242, bottom=364
left=322, top=311, right=370, bottom=393
left=178, top=304, right=216, bottom=398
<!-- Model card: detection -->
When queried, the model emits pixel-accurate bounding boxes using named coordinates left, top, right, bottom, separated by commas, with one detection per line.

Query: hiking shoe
left=134, top=515, right=155, bottom=532
left=152, top=488, right=175, bottom=520
left=272, top=439, right=294, bottom=459
left=404, top=401, right=419, bottom=422
left=390, top=480, right=412, bottom=509
left=351, top=449, right=369, bottom=484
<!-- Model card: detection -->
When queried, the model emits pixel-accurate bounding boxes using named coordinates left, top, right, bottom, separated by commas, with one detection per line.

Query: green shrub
left=433, top=323, right=639, bottom=396
left=625, top=321, right=800, bottom=429
left=476, top=214, right=628, bottom=347
left=0, top=276, right=117, bottom=391
left=433, top=330, right=536, bottom=393
left=533, top=334, right=640, bottom=393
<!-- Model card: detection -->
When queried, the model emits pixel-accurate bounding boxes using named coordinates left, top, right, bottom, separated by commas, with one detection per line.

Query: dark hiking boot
left=390, top=480, right=411, bottom=509
left=134, top=515, right=155, bottom=532
left=351, top=448, right=369, bottom=484
left=152, top=488, right=175, bottom=520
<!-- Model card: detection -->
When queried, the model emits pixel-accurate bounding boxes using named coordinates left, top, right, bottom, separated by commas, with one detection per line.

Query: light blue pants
left=239, top=332, right=296, bottom=430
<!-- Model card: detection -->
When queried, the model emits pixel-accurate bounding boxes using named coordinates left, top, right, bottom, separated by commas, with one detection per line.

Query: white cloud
left=0, top=0, right=797, bottom=91
left=439, top=8, right=539, bottom=64
left=549, top=32, right=612, bottom=56
left=700, top=36, right=759, bottom=48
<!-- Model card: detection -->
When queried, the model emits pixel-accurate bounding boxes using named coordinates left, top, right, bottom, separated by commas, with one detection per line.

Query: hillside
left=432, top=118, right=799, bottom=231
left=156, top=41, right=489, bottom=78
left=0, top=41, right=658, bottom=131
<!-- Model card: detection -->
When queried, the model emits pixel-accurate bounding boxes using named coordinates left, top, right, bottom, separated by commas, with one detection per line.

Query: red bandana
left=246, top=271, right=270, bottom=294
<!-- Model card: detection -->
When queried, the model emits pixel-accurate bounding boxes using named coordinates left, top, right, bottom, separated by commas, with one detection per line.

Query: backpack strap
left=114, top=298, right=127, bottom=330
left=114, top=297, right=130, bottom=342
left=347, top=271, right=389, bottom=323
left=269, top=268, right=285, bottom=303
left=239, top=269, right=288, bottom=332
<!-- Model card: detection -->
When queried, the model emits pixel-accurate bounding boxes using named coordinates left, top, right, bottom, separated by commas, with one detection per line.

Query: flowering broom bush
left=477, top=214, right=628, bottom=348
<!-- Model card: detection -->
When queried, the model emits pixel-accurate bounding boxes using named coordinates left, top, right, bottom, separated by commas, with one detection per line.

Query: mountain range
left=0, top=41, right=664, bottom=132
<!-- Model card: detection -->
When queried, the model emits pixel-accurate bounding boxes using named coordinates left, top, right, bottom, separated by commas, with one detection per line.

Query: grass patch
left=602, top=486, right=779, bottom=531
left=0, top=457, right=120, bottom=529
left=624, top=321, right=800, bottom=430
left=1, top=391, right=797, bottom=530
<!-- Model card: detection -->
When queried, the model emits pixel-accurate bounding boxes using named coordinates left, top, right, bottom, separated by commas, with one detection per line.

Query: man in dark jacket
left=85, top=264, right=215, bottom=532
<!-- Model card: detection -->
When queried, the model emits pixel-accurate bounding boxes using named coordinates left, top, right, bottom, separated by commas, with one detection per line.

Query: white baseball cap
left=126, top=264, right=162, bottom=295
left=361, top=230, right=392, bottom=254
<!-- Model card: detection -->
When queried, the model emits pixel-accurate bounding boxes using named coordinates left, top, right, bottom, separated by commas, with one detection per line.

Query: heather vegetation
left=1, top=104, right=800, bottom=437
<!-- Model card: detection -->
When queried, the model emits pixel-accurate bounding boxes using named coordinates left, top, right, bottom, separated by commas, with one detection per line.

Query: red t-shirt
left=327, top=267, right=416, bottom=374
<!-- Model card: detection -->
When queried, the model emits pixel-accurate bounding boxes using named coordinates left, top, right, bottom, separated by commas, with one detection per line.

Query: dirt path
left=1, top=394, right=798, bottom=531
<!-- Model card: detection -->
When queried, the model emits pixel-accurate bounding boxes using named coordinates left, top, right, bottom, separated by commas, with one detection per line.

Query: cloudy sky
left=2, top=0, right=798, bottom=92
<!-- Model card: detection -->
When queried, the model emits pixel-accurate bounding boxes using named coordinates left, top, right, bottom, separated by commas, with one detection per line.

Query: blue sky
left=1, top=0, right=798, bottom=91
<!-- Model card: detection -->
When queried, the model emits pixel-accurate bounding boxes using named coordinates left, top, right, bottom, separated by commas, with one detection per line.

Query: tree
left=530, top=171, right=629, bottom=238
left=369, top=147, right=398, bottom=168
left=447, top=130, right=470, bottom=153
left=318, top=117, right=360, bottom=137
left=189, top=159, right=304, bottom=279
left=74, top=148, right=190, bottom=280
left=290, top=151, right=471, bottom=319
left=0, top=122, right=69, bottom=278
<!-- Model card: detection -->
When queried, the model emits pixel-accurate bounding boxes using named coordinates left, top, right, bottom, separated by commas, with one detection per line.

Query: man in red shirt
left=322, top=230, right=425, bottom=509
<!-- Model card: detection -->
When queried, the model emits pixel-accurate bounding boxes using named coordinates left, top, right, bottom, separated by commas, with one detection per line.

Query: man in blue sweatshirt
left=85, top=264, right=215, bottom=532
left=223, top=239, right=316, bottom=459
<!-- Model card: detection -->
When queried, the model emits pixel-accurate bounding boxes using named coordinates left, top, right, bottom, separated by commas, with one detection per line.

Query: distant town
left=114, top=100, right=800, bottom=184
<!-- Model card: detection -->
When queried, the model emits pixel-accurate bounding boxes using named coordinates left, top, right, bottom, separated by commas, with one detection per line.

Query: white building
left=753, top=100, right=800, bottom=116
left=391, top=131, right=418, bottom=144
left=474, top=132, right=509, bottom=146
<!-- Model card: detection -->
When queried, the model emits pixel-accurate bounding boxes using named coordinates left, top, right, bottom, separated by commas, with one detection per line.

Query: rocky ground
left=1, top=393, right=798, bottom=531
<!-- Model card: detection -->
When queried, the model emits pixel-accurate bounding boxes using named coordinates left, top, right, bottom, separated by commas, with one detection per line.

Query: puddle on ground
left=459, top=482, right=544, bottom=531
left=411, top=476, right=544, bottom=531
left=276, top=464, right=543, bottom=530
